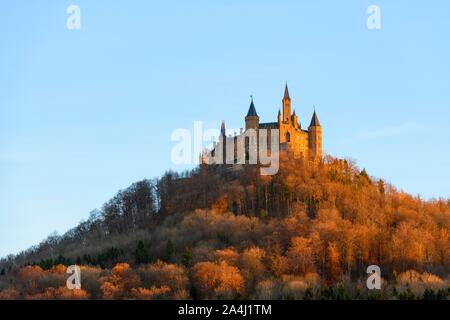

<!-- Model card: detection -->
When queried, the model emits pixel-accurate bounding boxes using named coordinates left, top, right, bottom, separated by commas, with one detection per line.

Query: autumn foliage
left=0, top=153, right=449, bottom=299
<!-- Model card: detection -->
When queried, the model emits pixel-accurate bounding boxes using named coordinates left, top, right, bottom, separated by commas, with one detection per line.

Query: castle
left=201, top=83, right=322, bottom=165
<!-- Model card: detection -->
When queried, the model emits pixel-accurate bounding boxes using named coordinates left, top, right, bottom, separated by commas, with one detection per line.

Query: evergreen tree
left=134, top=240, right=149, bottom=264
left=303, top=287, right=313, bottom=300
left=181, top=247, right=193, bottom=268
left=422, top=288, right=436, bottom=300
left=165, top=239, right=175, bottom=260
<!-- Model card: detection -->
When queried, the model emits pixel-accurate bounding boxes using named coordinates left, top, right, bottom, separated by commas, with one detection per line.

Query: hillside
left=0, top=153, right=449, bottom=300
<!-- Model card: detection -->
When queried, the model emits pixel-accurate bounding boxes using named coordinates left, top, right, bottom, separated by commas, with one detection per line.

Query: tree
left=326, top=242, right=341, bottom=284
left=138, top=260, right=189, bottom=296
left=287, top=237, right=316, bottom=275
left=240, top=247, right=265, bottom=292
left=100, top=263, right=141, bottom=299
left=0, top=288, right=20, bottom=300
left=266, top=246, right=289, bottom=277
left=165, top=240, right=175, bottom=260
left=131, top=286, right=172, bottom=300
left=359, top=168, right=370, bottom=182
left=215, top=247, right=239, bottom=266
left=212, top=196, right=229, bottom=214
left=192, top=261, right=244, bottom=299
left=134, top=241, right=150, bottom=264
left=303, top=287, right=314, bottom=300
left=96, top=247, right=123, bottom=268
left=260, top=209, right=269, bottom=219
left=181, top=247, right=193, bottom=268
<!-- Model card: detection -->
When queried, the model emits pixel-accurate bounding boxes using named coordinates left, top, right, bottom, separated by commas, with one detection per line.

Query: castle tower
left=220, top=120, right=226, bottom=137
left=291, top=110, right=299, bottom=129
left=282, top=83, right=291, bottom=122
left=244, top=98, right=259, bottom=163
left=308, top=110, right=322, bottom=159
left=220, top=120, right=227, bottom=163
left=245, top=97, right=259, bottom=130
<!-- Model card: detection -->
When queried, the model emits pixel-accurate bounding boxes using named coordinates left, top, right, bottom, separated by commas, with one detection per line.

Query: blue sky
left=1, top=0, right=449, bottom=258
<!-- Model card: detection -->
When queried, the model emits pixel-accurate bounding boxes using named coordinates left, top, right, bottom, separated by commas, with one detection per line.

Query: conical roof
left=309, top=111, right=321, bottom=127
left=283, top=83, right=291, bottom=100
left=246, top=98, right=258, bottom=117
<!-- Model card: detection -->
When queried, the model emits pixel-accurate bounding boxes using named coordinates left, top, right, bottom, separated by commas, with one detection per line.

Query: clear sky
left=1, top=0, right=449, bottom=258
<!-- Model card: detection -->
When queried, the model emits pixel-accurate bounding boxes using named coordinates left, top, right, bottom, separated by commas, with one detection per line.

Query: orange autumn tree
left=326, top=242, right=341, bottom=284
left=100, top=263, right=141, bottom=299
left=192, top=261, right=244, bottom=299
left=0, top=288, right=20, bottom=300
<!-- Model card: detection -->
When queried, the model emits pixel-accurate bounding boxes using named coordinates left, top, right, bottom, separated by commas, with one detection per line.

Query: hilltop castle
left=201, top=83, right=322, bottom=165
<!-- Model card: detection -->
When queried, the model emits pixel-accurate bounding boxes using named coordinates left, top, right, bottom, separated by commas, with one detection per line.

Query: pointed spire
left=292, top=109, right=296, bottom=116
left=246, top=96, right=258, bottom=117
left=220, top=120, right=226, bottom=136
left=309, top=109, right=321, bottom=127
left=283, top=82, right=291, bottom=100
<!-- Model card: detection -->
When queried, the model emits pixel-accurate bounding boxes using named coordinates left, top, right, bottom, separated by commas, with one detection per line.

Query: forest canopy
left=0, top=153, right=449, bottom=300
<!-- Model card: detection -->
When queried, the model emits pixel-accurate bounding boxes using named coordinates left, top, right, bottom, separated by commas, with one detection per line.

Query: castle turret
left=282, top=83, right=291, bottom=123
left=220, top=120, right=226, bottom=137
left=291, top=109, right=299, bottom=129
left=220, top=120, right=227, bottom=163
left=308, top=110, right=322, bottom=159
left=245, top=97, right=260, bottom=130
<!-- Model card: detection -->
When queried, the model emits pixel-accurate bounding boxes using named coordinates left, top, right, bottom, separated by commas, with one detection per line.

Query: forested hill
left=0, top=153, right=449, bottom=300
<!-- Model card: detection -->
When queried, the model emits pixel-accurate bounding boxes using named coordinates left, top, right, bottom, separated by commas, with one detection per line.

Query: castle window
left=286, top=132, right=291, bottom=143
left=245, top=136, right=249, bottom=161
